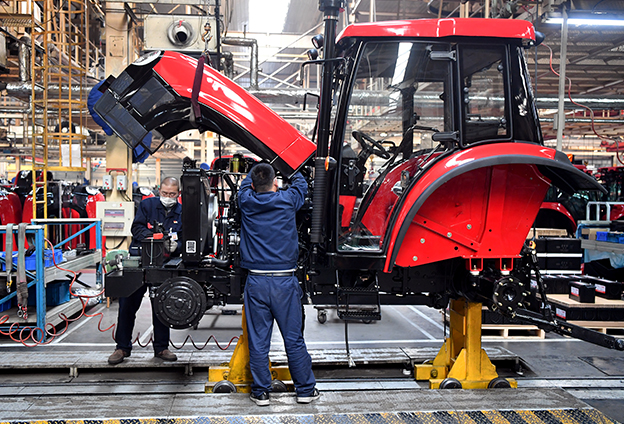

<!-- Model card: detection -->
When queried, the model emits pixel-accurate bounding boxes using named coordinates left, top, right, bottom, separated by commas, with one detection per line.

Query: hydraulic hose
left=202, top=256, right=231, bottom=267
left=310, top=158, right=327, bottom=244
left=1, top=238, right=238, bottom=350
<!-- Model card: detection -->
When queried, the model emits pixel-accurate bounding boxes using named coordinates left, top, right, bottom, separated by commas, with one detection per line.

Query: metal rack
left=26, top=0, right=92, bottom=222
left=0, top=219, right=102, bottom=338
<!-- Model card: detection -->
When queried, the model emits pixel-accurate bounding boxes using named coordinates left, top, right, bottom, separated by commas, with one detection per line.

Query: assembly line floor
left=1, top=270, right=624, bottom=423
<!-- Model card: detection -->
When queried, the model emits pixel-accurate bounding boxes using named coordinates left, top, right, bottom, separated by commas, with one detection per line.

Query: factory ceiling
left=0, top=0, right=623, bottom=143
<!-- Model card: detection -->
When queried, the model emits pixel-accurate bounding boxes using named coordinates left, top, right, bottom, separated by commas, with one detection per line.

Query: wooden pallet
left=527, top=228, right=569, bottom=237
left=481, top=324, right=546, bottom=339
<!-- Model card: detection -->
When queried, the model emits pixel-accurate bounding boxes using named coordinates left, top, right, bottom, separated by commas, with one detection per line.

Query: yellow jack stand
left=205, top=307, right=292, bottom=393
left=415, top=298, right=517, bottom=389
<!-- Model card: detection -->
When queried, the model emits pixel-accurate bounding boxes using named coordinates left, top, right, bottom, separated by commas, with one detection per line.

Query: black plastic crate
left=580, top=276, right=623, bottom=300
left=545, top=237, right=582, bottom=254
left=546, top=256, right=582, bottom=271
left=534, top=238, right=547, bottom=253
left=539, top=275, right=572, bottom=294
left=551, top=300, right=624, bottom=321
left=569, top=281, right=596, bottom=303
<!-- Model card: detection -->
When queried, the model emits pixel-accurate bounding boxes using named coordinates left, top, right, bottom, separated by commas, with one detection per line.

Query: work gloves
left=165, top=238, right=178, bottom=253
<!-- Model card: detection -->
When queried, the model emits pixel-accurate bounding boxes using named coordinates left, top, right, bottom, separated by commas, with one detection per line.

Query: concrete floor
left=1, top=272, right=624, bottom=423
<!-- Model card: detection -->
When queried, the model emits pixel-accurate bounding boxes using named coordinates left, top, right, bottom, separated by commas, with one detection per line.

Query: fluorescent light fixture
left=543, top=12, right=624, bottom=26
left=545, top=17, right=624, bottom=26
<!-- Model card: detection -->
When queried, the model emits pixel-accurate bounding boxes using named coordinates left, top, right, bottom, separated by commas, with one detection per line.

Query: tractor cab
left=327, top=19, right=543, bottom=255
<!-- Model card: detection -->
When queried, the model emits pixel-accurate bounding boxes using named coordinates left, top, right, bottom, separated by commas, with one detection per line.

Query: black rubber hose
left=310, top=158, right=327, bottom=244
left=202, top=257, right=231, bottom=267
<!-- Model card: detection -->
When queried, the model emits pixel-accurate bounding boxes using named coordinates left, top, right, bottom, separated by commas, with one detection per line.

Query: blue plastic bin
left=0, top=249, right=64, bottom=271
left=0, top=298, right=12, bottom=312
left=28, top=280, right=71, bottom=307
left=595, top=231, right=609, bottom=242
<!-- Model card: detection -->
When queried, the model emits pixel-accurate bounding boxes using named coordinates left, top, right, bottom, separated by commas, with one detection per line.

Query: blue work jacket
left=131, top=197, right=182, bottom=255
left=238, top=172, right=307, bottom=271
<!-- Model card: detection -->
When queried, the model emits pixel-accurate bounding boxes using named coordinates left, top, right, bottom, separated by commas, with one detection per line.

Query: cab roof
left=336, top=18, right=535, bottom=43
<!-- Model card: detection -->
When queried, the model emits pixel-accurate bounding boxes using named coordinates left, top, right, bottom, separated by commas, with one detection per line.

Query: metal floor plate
left=0, top=408, right=617, bottom=424
left=578, top=357, right=624, bottom=377
left=0, top=388, right=615, bottom=423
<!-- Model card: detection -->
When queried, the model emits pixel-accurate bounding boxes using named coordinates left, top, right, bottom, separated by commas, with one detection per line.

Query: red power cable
left=1, top=238, right=238, bottom=350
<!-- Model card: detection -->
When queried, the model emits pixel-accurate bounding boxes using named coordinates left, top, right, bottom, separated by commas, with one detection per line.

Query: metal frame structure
left=24, top=0, right=92, bottom=221
left=0, top=219, right=102, bottom=339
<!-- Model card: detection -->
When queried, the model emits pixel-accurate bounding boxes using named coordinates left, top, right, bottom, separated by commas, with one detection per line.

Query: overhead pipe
left=556, top=4, right=569, bottom=151
left=541, top=117, right=624, bottom=125
left=222, top=37, right=258, bottom=89
left=5, top=82, right=624, bottom=111
left=4, top=82, right=92, bottom=102
left=18, top=35, right=31, bottom=82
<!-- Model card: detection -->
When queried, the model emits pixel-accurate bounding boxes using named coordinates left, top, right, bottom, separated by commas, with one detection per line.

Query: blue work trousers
left=244, top=274, right=316, bottom=397
left=115, top=284, right=170, bottom=353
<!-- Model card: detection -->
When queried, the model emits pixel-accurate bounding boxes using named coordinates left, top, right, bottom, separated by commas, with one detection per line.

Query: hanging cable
left=543, top=43, right=624, bottom=165
left=1, top=238, right=239, bottom=350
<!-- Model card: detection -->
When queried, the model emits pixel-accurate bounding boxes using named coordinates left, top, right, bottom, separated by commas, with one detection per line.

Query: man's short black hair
left=250, top=163, right=275, bottom=192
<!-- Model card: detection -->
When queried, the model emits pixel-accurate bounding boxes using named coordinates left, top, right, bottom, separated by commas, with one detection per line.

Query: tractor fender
left=536, top=202, right=577, bottom=235
left=384, top=142, right=605, bottom=272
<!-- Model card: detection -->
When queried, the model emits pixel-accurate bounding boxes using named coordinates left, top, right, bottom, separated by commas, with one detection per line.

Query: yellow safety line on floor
left=1, top=409, right=617, bottom=424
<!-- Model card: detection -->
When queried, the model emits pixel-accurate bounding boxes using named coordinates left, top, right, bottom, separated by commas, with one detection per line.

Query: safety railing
left=0, top=219, right=102, bottom=339
left=0, top=224, right=46, bottom=331
left=582, top=201, right=624, bottom=225
left=31, top=217, right=103, bottom=296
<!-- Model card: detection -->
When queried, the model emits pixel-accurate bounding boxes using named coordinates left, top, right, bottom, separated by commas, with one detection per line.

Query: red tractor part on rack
left=0, top=189, right=22, bottom=251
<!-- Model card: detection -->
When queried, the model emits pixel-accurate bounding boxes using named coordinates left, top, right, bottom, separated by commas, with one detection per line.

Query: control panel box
left=116, top=175, right=127, bottom=191
left=96, top=202, right=134, bottom=237
left=102, top=175, right=113, bottom=190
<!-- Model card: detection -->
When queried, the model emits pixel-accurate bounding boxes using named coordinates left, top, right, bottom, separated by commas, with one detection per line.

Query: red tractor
left=97, top=1, right=621, bottom=389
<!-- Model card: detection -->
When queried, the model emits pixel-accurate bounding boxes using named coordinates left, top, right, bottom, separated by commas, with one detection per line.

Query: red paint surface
left=153, top=52, right=316, bottom=171
left=0, top=193, right=21, bottom=251
left=539, top=202, right=577, bottom=230
left=337, top=18, right=535, bottom=43
left=383, top=143, right=557, bottom=271
left=339, top=195, right=357, bottom=228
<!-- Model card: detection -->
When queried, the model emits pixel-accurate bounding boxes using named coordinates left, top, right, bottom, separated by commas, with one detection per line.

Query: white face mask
left=160, top=196, right=177, bottom=208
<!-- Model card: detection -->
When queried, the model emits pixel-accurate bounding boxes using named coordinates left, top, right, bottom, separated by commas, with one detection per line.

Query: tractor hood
left=93, top=51, right=316, bottom=176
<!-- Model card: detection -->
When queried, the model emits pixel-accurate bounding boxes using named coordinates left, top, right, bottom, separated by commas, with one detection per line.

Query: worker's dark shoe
left=297, top=388, right=320, bottom=404
left=108, top=349, right=130, bottom=365
left=155, top=349, right=178, bottom=361
left=250, top=392, right=270, bottom=406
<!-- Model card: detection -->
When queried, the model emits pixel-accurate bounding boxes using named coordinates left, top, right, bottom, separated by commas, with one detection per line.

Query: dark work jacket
left=238, top=172, right=307, bottom=271
left=131, top=197, right=183, bottom=255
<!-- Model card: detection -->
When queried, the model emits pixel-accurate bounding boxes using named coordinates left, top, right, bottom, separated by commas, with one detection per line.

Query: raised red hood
left=153, top=52, right=316, bottom=172
left=93, top=51, right=316, bottom=176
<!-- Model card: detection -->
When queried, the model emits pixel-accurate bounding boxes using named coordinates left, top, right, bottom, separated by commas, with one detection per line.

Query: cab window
left=337, top=41, right=453, bottom=252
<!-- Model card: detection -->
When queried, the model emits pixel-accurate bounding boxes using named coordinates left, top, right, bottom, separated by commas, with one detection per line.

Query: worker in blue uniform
left=108, top=177, right=182, bottom=365
left=239, top=163, right=319, bottom=406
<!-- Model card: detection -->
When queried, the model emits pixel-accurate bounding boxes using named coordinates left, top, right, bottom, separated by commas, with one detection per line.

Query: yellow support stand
left=206, top=307, right=292, bottom=393
left=415, top=298, right=517, bottom=389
